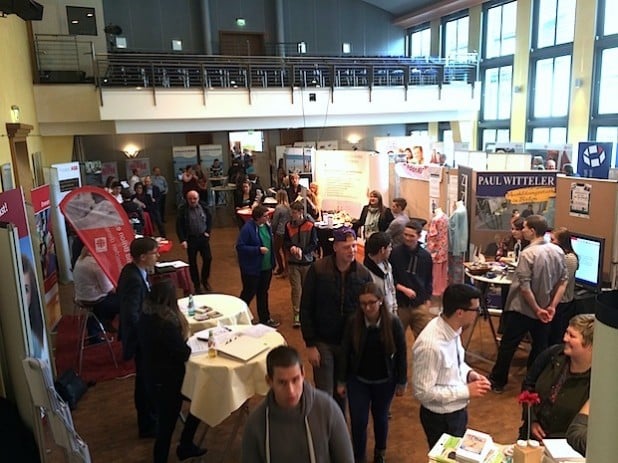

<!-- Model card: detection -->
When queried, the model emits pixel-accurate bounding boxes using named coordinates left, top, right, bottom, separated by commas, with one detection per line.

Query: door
left=219, top=31, right=265, bottom=56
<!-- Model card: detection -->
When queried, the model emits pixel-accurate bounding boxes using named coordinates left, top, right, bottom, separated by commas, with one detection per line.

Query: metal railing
left=94, top=53, right=478, bottom=90
left=31, top=36, right=479, bottom=93
left=34, top=34, right=96, bottom=83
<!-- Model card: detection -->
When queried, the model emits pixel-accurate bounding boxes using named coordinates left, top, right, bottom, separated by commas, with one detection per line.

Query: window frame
left=477, top=0, right=517, bottom=149
left=441, top=9, right=470, bottom=59
left=590, top=0, right=618, bottom=140
left=408, top=22, right=431, bottom=58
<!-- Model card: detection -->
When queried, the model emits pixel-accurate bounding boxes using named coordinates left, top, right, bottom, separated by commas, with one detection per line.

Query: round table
left=182, top=328, right=286, bottom=426
left=178, top=294, right=253, bottom=334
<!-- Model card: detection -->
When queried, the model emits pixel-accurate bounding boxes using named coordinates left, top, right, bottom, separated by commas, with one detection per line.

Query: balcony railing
left=32, top=36, right=479, bottom=97
left=94, top=53, right=478, bottom=90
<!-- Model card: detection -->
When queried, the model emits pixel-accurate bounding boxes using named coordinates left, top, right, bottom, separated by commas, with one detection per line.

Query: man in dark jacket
left=117, top=236, right=159, bottom=438
left=300, top=226, right=372, bottom=410
left=389, top=220, right=434, bottom=340
left=176, top=190, right=213, bottom=293
left=236, top=205, right=279, bottom=327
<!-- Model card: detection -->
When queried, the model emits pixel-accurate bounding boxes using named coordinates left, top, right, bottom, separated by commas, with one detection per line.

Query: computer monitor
left=570, top=232, right=605, bottom=292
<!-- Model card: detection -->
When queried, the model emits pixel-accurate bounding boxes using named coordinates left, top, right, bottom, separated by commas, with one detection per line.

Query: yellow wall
left=41, top=136, right=74, bottom=166
left=568, top=1, right=597, bottom=143
left=0, top=16, right=43, bottom=180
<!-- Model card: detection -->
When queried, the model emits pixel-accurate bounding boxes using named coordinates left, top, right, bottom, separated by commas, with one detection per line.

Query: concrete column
left=200, top=0, right=213, bottom=55
left=275, top=0, right=285, bottom=57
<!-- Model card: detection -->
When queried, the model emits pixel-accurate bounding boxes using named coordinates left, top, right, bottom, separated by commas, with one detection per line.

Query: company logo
left=582, top=144, right=606, bottom=168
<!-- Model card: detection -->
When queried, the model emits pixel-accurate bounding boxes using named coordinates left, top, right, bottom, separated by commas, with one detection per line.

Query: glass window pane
left=605, top=0, right=618, bottom=36
left=501, top=2, right=518, bottom=55
left=445, top=16, right=469, bottom=58
left=549, top=127, right=567, bottom=144
left=458, top=17, right=469, bottom=55
left=534, top=59, right=554, bottom=117
left=496, top=129, right=511, bottom=143
left=483, top=129, right=497, bottom=149
left=411, top=28, right=431, bottom=57
left=483, top=68, right=499, bottom=119
left=551, top=55, right=571, bottom=116
left=596, top=127, right=618, bottom=145
left=498, top=66, right=513, bottom=119
left=555, top=0, right=576, bottom=45
left=599, top=48, right=618, bottom=114
left=486, top=7, right=502, bottom=59
left=532, top=128, right=550, bottom=143
left=537, top=0, right=557, bottom=48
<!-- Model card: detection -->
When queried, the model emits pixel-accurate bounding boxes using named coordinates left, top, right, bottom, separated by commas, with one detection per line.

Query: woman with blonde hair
left=271, top=189, right=291, bottom=277
left=519, top=314, right=594, bottom=441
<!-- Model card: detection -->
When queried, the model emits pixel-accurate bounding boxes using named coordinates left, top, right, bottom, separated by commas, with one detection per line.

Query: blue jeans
left=347, top=376, right=396, bottom=460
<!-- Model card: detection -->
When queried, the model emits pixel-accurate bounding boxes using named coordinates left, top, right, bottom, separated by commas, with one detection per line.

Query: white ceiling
left=360, top=0, right=438, bottom=16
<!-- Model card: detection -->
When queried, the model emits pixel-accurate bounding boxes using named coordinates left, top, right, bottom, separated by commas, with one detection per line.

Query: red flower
left=518, top=391, right=541, bottom=406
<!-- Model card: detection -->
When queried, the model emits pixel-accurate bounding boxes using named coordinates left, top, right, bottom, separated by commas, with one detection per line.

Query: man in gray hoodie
left=241, top=346, right=353, bottom=463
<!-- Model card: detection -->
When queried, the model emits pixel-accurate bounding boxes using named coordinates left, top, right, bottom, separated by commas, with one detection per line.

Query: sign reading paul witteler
left=475, top=172, right=557, bottom=231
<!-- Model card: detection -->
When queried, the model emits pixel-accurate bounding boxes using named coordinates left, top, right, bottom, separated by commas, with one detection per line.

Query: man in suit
left=117, top=236, right=159, bottom=438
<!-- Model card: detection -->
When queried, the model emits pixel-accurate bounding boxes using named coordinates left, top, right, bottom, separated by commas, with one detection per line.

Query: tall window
left=409, top=24, right=431, bottom=57
left=442, top=11, right=469, bottom=59
left=478, top=1, right=516, bottom=150
left=527, top=0, right=575, bottom=143
left=591, top=0, right=618, bottom=154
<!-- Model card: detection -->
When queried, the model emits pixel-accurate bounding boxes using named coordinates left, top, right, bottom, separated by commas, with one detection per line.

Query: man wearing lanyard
left=412, top=284, right=491, bottom=448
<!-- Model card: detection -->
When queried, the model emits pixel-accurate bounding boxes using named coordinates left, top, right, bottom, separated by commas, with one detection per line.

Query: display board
left=554, top=175, right=618, bottom=285
left=399, top=167, right=450, bottom=223
left=314, top=150, right=388, bottom=219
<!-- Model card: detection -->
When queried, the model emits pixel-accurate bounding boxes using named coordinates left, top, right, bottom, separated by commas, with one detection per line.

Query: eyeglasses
left=461, top=306, right=482, bottom=314
left=360, top=299, right=381, bottom=308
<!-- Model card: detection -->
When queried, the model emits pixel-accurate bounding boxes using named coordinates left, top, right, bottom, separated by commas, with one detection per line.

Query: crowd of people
left=74, top=162, right=595, bottom=462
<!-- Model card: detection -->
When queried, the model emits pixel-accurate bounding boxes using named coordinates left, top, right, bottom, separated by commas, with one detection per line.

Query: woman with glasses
left=337, top=283, right=406, bottom=463
left=519, top=314, right=594, bottom=442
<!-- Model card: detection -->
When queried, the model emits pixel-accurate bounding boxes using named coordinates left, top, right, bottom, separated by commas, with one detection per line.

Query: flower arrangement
left=518, top=390, right=541, bottom=441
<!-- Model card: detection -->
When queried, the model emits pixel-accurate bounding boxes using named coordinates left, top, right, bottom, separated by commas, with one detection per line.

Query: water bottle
left=208, top=330, right=217, bottom=358
left=187, top=294, right=195, bottom=317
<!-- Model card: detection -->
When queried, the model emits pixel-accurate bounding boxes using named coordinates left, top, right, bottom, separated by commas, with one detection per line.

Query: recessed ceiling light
left=71, top=20, right=79, bottom=24
left=86, top=13, right=93, bottom=17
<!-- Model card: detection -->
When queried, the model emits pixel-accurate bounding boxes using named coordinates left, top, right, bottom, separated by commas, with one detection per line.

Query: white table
left=178, top=294, right=253, bottom=334
left=464, top=265, right=514, bottom=362
left=182, top=329, right=286, bottom=427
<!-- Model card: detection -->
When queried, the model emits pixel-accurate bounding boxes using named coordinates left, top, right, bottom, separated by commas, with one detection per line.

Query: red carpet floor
left=54, top=315, right=135, bottom=383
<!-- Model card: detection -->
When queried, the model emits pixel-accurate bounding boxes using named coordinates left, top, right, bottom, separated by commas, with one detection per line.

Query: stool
left=74, top=300, right=118, bottom=375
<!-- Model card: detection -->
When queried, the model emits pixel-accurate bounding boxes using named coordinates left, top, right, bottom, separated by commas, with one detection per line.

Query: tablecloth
left=178, top=294, right=253, bottom=334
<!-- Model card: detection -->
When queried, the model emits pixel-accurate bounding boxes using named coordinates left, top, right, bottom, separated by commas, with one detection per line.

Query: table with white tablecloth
left=178, top=294, right=253, bottom=334
left=181, top=329, right=286, bottom=427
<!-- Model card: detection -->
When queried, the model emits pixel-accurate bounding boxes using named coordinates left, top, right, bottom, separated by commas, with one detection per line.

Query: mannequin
left=448, top=200, right=468, bottom=284
left=426, top=207, right=448, bottom=295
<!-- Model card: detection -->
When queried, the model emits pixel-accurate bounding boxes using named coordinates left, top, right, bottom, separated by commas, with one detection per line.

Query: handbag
left=54, top=369, right=89, bottom=410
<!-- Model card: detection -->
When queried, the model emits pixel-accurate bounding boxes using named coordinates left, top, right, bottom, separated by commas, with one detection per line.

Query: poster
left=125, top=157, right=150, bottom=180
left=374, top=135, right=431, bottom=164
left=0, top=188, right=50, bottom=362
left=199, top=144, right=223, bottom=169
left=394, top=163, right=431, bottom=180
left=101, top=161, right=118, bottom=181
left=31, top=185, right=61, bottom=329
left=569, top=182, right=591, bottom=218
left=172, top=145, right=198, bottom=180
left=475, top=171, right=557, bottom=230
left=577, top=142, right=613, bottom=179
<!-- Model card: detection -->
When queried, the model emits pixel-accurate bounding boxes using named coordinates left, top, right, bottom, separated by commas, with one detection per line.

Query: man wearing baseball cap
left=300, top=226, right=372, bottom=411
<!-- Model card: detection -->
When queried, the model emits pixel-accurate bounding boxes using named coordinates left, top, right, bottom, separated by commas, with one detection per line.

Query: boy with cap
left=300, top=226, right=373, bottom=411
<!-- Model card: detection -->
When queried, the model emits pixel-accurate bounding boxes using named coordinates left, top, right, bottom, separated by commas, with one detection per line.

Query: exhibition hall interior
left=0, top=0, right=617, bottom=462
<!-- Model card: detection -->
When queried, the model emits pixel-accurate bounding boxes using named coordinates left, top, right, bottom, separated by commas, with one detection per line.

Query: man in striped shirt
left=412, top=284, right=491, bottom=448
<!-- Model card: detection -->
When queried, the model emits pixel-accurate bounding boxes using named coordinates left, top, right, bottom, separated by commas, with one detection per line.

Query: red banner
left=59, top=186, right=134, bottom=286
